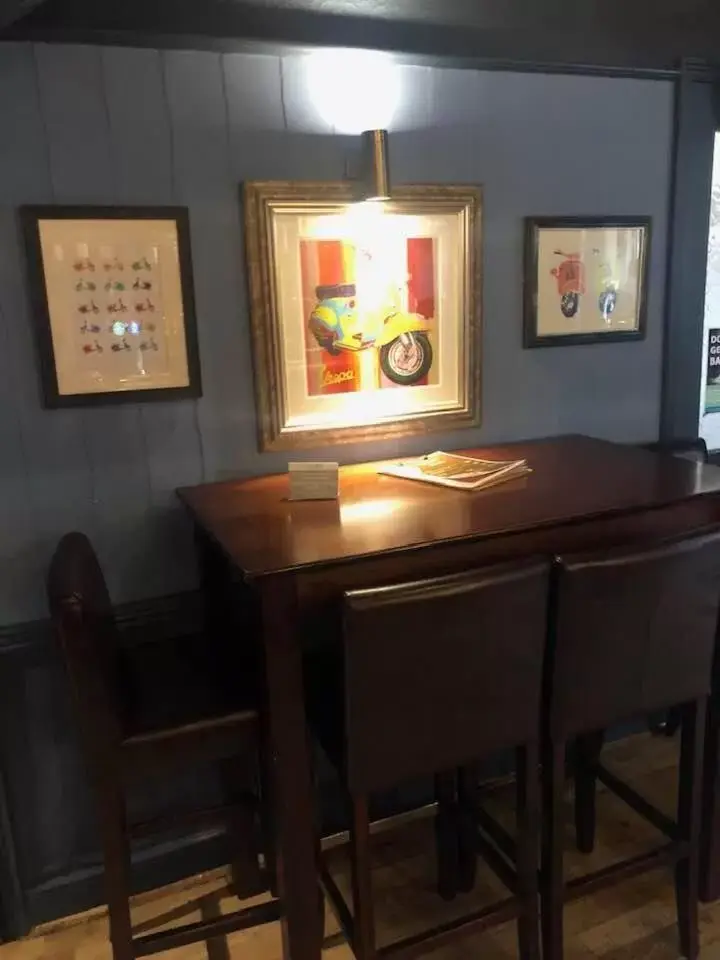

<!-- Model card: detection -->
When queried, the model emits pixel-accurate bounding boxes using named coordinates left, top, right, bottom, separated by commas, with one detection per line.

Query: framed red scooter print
left=523, top=216, right=651, bottom=348
left=243, top=181, right=482, bottom=451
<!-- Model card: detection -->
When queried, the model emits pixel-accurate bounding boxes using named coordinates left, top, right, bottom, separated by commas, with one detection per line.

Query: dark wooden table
left=178, top=434, right=720, bottom=960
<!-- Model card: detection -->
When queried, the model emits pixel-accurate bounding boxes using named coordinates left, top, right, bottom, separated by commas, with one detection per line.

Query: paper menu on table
left=378, top=451, right=531, bottom=491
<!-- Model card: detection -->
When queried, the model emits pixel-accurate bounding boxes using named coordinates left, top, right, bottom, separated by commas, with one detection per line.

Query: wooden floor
left=4, top=733, right=720, bottom=960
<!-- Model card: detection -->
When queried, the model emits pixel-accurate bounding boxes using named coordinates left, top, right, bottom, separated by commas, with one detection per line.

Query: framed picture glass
left=523, top=216, right=651, bottom=347
left=243, top=181, right=482, bottom=451
left=21, top=205, right=202, bottom=406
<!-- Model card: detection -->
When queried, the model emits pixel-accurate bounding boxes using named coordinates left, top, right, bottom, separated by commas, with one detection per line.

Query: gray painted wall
left=0, top=43, right=673, bottom=622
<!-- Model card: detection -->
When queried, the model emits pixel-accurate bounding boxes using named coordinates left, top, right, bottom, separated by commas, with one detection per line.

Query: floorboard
left=2, top=733, right=717, bottom=960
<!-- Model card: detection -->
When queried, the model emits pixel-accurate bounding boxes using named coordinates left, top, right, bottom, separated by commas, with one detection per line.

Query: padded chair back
left=549, top=529, right=720, bottom=740
left=645, top=438, right=709, bottom=463
left=47, top=532, right=125, bottom=758
left=342, top=559, right=550, bottom=793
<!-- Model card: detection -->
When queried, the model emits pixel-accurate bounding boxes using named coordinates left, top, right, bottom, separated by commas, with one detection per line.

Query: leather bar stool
left=48, top=532, right=282, bottom=960
left=644, top=439, right=710, bottom=738
left=644, top=438, right=708, bottom=463
left=304, top=559, right=550, bottom=960
left=542, top=529, right=720, bottom=960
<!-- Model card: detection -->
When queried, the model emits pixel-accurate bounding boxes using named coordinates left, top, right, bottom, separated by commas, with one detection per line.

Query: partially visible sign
left=704, top=329, right=720, bottom=416
left=708, top=329, right=720, bottom=385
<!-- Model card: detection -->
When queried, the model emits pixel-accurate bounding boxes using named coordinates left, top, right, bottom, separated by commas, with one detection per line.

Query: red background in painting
left=399, top=236, right=435, bottom=388
left=299, top=239, right=358, bottom=396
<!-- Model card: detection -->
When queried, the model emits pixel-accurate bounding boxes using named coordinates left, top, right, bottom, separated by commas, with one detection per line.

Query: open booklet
left=378, top=450, right=531, bottom=491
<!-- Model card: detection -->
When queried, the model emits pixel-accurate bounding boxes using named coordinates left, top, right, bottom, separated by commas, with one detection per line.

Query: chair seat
left=120, top=635, right=259, bottom=740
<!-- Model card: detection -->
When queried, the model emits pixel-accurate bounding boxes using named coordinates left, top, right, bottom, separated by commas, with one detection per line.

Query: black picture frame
left=523, top=215, right=652, bottom=348
left=20, top=204, right=202, bottom=407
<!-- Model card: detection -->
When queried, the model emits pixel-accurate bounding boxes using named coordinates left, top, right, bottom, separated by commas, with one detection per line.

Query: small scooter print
left=550, top=250, right=585, bottom=318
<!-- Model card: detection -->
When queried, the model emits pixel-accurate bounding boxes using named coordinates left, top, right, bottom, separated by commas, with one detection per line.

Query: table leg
left=700, top=694, right=720, bottom=901
left=195, top=526, right=261, bottom=678
left=258, top=575, right=322, bottom=960
left=194, top=529, right=264, bottom=896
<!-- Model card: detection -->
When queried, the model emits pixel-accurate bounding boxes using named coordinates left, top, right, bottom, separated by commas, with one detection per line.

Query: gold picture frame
left=243, top=181, right=482, bottom=451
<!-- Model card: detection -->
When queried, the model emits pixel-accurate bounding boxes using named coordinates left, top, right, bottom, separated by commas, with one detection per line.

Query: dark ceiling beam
left=0, top=0, right=48, bottom=29
left=15, top=0, right=720, bottom=36
left=3, top=0, right=720, bottom=78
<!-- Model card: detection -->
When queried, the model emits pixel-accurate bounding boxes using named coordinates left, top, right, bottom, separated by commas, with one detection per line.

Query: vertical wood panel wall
left=0, top=44, right=674, bottom=625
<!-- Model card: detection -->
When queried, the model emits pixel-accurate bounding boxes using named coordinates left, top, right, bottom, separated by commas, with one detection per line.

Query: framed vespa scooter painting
left=243, top=181, right=482, bottom=451
left=523, top=216, right=651, bottom=348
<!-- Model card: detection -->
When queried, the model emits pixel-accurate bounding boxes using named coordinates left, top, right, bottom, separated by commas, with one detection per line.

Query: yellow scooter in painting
left=308, top=282, right=433, bottom=386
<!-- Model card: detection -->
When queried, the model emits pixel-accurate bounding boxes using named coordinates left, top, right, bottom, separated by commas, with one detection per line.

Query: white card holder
left=288, top=461, right=339, bottom=501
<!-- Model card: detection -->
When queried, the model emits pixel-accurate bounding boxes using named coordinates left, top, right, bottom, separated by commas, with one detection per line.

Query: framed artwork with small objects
left=523, top=215, right=651, bottom=348
left=20, top=205, right=202, bottom=406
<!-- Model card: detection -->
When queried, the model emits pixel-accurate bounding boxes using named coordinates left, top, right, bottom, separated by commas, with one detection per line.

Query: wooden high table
left=178, top=435, right=720, bottom=960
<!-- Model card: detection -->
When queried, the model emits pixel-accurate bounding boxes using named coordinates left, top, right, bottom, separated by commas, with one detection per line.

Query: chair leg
left=675, top=699, right=705, bottom=960
left=574, top=729, right=604, bottom=854
left=314, top=828, right=326, bottom=949
left=96, top=779, right=135, bottom=960
left=665, top=706, right=683, bottom=738
left=456, top=765, right=478, bottom=894
left=219, top=756, right=264, bottom=899
left=434, top=771, right=459, bottom=901
left=541, top=740, right=565, bottom=960
left=516, top=742, right=540, bottom=960
left=258, top=723, right=279, bottom=897
left=350, top=795, right=376, bottom=960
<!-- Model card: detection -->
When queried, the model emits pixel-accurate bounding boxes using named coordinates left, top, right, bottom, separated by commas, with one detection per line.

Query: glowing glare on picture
left=338, top=382, right=411, bottom=424
left=305, top=50, right=400, bottom=133
left=343, top=200, right=386, bottom=225
left=338, top=202, right=408, bottom=316
left=357, top=349, right=378, bottom=391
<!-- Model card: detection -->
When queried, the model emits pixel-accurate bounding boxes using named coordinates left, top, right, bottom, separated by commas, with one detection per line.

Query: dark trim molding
left=24, top=829, right=232, bottom=932
left=0, top=767, right=26, bottom=942
left=0, top=28, right=683, bottom=80
left=5, top=1, right=720, bottom=82
left=0, top=590, right=204, bottom=941
left=660, top=70, right=717, bottom=441
left=0, top=0, right=47, bottom=30
left=0, top=590, right=204, bottom=653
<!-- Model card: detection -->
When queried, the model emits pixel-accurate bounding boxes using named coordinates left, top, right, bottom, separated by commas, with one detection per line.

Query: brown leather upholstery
left=541, top=528, right=720, bottom=960
left=336, top=559, right=550, bottom=794
left=306, top=558, right=550, bottom=959
left=645, top=438, right=708, bottom=463
left=548, top=529, right=720, bottom=740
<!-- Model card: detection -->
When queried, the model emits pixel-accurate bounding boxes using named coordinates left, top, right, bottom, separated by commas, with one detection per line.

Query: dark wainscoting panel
left=0, top=591, right=236, bottom=941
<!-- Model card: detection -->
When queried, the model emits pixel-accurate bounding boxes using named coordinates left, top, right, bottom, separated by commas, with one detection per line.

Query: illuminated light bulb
left=305, top=49, right=400, bottom=134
